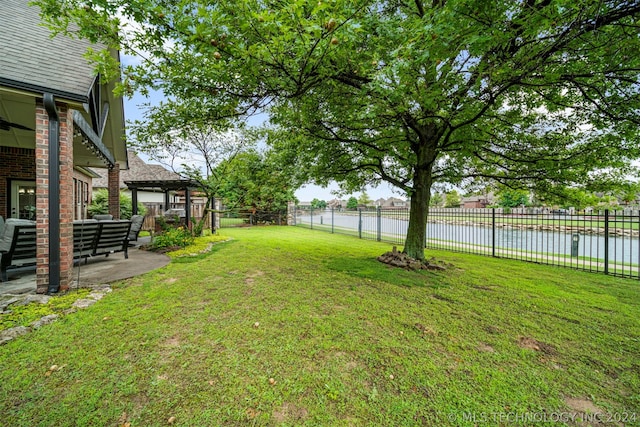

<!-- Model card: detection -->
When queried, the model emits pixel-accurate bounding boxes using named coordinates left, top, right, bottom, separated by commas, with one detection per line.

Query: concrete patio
left=0, top=237, right=170, bottom=295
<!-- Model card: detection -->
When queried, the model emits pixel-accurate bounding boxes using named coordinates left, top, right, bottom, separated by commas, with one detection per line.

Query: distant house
left=326, top=199, right=345, bottom=209
left=91, top=151, right=179, bottom=208
left=462, top=194, right=494, bottom=209
left=374, top=198, right=386, bottom=207
left=0, top=0, right=127, bottom=293
left=383, top=197, right=408, bottom=209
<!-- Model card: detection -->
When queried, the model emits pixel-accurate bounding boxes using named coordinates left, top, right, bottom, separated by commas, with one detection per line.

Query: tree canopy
left=216, top=150, right=299, bottom=212
left=35, top=0, right=640, bottom=260
left=444, top=190, right=461, bottom=208
left=497, top=189, right=529, bottom=208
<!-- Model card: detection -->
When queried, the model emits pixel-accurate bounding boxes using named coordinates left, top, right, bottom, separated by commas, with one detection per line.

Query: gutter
left=0, top=77, right=87, bottom=105
left=44, top=93, right=60, bottom=294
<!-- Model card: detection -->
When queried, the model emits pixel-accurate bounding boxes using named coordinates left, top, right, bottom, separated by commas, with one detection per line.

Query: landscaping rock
left=0, top=326, right=31, bottom=345
left=15, top=295, right=50, bottom=306
left=72, top=298, right=97, bottom=309
left=88, top=291, right=106, bottom=301
left=0, top=297, right=20, bottom=312
left=31, top=314, right=59, bottom=329
left=1, top=285, right=113, bottom=345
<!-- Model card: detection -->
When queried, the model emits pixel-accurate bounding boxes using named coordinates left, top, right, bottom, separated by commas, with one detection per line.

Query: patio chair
left=128, top=215, right=144, bottom=243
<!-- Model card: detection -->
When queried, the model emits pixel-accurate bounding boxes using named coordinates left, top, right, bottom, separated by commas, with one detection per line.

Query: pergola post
left=131, top=187, right=138, bottom=216
left=164, top=190, right=170, bottom=212
left=185, top=188, right=191, bottom=229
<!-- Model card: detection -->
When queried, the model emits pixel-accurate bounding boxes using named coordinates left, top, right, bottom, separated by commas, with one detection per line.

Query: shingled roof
left=0, top=0, right=102, bottom=102
left=91, top=151, right=180, bottom=190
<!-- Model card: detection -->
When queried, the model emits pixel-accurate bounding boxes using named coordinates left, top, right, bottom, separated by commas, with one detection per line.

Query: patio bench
left=92, top=220, right=132, bottom=259
left=74, top=220, right=132, bottom=262
left=0, top=219, right=132, bottom=282
left=73, top=220, right=101, bottom=263
left=0, top=219, right=37, bottom=282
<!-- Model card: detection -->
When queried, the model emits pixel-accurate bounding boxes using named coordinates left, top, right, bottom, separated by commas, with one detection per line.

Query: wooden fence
left=140, top=202, right=211, bottom=232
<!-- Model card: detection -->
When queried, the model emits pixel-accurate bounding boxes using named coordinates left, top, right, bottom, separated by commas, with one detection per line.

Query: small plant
left=152, top=226, right=194, bottom=250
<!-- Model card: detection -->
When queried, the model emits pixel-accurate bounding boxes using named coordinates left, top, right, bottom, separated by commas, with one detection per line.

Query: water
left=297, top=212, right=640, bottom=265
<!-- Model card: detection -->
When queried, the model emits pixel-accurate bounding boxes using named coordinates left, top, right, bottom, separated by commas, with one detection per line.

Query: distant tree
left=617, top=183, right=640, bottom=206
left=358, top=192, right=372, bottom=206
left=536, top=188, right=602, bottom=210
left=346, top=197, right=358, bottom=210
left=497, top=190, right=529, bottom=208
left=311, top=199, right=327, bottom=209
left=429, top=193, right=444, bottom=208
left=445, top=191, right=461, bottom=208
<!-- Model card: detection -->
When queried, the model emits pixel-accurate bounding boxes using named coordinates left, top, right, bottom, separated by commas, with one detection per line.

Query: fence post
left=492, top=208, right=496, bottom=257
left=211, top=197, right=216, bottom=234
left=424, top=208, right=428, bottom=248
left=310, top=208, right=313, bottom=229
left=377, top=206, right=382, bottom=241
left=604, top=209, right=609, bottom=275
left=331, top=208, right=334, bottom=234
left=358, top=209, right=362, bottom=239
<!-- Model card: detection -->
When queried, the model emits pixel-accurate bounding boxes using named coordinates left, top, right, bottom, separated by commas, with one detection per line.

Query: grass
left=0, top=226, right=638, bottom=426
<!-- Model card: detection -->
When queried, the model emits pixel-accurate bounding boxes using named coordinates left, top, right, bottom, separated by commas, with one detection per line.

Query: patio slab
left=0, top=239, right=170, bottom=295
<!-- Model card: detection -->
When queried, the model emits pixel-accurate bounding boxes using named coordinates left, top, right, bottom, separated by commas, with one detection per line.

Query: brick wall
left=108, top=163, right=120, bottom=219
left=35, top=101, right=74, bottom=293
left=0, top=146, right=36, bottom=218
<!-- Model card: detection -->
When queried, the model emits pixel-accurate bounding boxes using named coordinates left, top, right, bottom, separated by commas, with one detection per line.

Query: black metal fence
left=293, top=206, right=640, bottom=279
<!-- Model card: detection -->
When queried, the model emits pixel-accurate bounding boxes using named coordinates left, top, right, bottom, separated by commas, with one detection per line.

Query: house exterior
left=91, top=151, right=180, bottom=207
left=462, top=194, right=494, bottom=209
left=326, top=199, right=345, bottom=209
left=382, top=197, right=409, bottom=209
left=0, top=0, right=127, bottom=293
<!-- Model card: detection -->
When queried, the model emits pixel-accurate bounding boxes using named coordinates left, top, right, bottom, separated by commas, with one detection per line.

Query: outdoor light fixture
left=571, top=234, right=580, bottom=257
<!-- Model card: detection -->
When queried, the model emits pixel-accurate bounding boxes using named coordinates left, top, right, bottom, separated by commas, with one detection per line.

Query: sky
left=122, top=82, right=407, bottom=203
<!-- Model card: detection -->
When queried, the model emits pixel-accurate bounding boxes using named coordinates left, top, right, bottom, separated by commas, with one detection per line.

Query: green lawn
left=1, top=227, right=638, bottom=426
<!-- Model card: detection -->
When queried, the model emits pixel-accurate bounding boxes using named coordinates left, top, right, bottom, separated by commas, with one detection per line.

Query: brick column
left=35, top=101, right=74, bottom=293
left=108, top=164, right=120, bottom=219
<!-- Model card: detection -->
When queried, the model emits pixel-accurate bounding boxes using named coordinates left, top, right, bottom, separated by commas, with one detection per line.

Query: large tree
left=36, top=0, right=640, bottom=260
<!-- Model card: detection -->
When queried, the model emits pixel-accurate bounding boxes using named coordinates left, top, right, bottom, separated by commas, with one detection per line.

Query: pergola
left=124, top=179, right=201, bottom=228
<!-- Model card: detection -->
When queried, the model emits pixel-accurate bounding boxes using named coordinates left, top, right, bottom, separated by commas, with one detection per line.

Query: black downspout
left=44, top=93, right=60, bottom=294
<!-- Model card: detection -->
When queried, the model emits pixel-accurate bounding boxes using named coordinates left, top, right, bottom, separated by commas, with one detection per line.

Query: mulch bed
left=377, top=246, right=450, bottom=271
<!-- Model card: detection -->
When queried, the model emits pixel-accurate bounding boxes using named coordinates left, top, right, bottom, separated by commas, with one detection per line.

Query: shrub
left=88, top=189, right=147, bottom=219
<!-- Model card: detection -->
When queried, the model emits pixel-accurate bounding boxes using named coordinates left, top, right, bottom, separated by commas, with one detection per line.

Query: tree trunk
left=193, top=196, right=212, bottom=236
left=403, top=124, right=438, bottom=261
left=403, top=165, right=432, bottom=260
